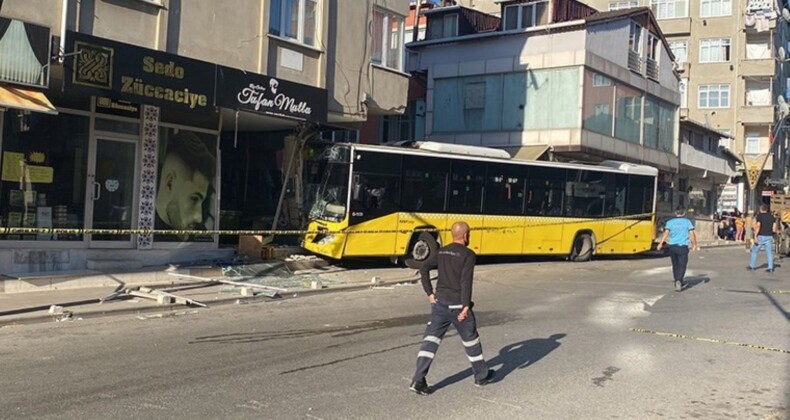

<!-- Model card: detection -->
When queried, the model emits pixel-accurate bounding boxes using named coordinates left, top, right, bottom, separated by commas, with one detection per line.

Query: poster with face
left=154, top=128, right=217, bottom=242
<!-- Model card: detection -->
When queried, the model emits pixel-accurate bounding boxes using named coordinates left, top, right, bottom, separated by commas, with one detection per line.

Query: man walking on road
left=409, top=221, right=495, bottom=395
left=748, top=204, right=777, bottom=273
left=657, top=207, right=698, bottom=292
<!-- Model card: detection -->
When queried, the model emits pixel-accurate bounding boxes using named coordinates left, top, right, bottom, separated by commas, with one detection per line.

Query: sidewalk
left=0, top=264, right=421, bottom=327
left=0, top=240, right=748, bottom=327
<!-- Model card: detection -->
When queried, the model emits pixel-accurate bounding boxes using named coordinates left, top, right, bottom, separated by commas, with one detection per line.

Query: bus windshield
left=309, top=146, right=351, bottom=222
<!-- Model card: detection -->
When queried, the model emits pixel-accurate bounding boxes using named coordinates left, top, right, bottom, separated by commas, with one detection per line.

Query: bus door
left=481, top=163, right=526, bottom=255
left=600, top=176, right=629, bottom=254
left=343, top=151, right=402, bottom=256
left=447, top=160, right=485, bottom=254
left=622, top=175, right=656, bottom=253
left=395, top=156, right=451, bottom=256
left=523, top=168, right=566, bottom=254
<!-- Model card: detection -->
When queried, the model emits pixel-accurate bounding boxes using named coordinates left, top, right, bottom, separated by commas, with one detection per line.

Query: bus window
left=605, top=174, right=628, bottom=217
left=626, top=175, right=654, bottom=216
left=449, top=161, right=486, bottom=214
left=350, top=151, right=402, bottom=221
left=526, top=167, right=566, bottom=216
left=401, top=155, right=449, bottom=213
left=485, top=163, right=526, bottom=216
left=565, top=170, right=616, bottom=218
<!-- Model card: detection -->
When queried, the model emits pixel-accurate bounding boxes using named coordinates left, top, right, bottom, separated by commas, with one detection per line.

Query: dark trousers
left=669, top=245, right=689, bottom=282
left=413, top=301, right=488, bottom=383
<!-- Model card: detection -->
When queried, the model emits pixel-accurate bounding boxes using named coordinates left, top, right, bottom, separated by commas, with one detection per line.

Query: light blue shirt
left=664, top=217, right=694, bottom=246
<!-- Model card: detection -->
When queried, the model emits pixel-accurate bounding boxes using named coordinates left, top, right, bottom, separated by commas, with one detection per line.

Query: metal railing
left=628, top=50, right=642, bottom=73
left=646, top=58, right=659, bottom=80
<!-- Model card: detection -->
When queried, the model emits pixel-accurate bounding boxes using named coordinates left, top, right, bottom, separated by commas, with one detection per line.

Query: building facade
left=581, top=0, right=779, bottom=210
left=0, top=0, right=408, bottom=274
left=408, top=2, right=681, bottom=218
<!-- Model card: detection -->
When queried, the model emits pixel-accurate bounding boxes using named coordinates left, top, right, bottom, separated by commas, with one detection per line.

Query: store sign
left=64, top=31, right=215, bottom=112
left=216, top=66, right=327, bottom=124
left=0, top=17, right=51, bottom=88
left=95, top=96, right=140, bottom=118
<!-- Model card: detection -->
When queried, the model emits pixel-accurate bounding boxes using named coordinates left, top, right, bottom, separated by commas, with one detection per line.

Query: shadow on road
left=681, top=275, right=710, bottom=291
left=758, top=286, right=789, bottom=322
left=432, top=333, right=566, bottom=391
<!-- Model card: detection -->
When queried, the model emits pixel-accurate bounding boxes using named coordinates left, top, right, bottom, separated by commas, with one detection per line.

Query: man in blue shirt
left=657, top=207, right=699, bottom=292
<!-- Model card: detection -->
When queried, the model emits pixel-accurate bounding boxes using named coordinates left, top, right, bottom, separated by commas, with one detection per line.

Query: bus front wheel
left=570, top=233, right=594, bottom=262
left=405, top=232, right=438, bottom=269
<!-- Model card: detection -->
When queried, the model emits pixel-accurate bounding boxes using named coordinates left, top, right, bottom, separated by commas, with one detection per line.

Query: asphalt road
left=0, top=247, right=788, bottom=420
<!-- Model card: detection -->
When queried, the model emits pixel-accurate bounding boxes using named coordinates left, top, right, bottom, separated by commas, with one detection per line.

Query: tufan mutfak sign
left=216, top=66, right=327, bottom=124
left=64, top=31, right=215, bottom=112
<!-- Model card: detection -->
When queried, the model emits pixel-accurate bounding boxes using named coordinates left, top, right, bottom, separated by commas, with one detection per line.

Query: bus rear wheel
left=570, top=233, right=594, bottom=262
left=405, top=232, right=438, bottom=269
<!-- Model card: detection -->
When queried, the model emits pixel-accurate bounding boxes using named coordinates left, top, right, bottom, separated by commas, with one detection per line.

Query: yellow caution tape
left=764, top=290, right=790, bottom=295
left=630, top=328, right=790, bottom=354
left=0, top=213, right=654, bottom=236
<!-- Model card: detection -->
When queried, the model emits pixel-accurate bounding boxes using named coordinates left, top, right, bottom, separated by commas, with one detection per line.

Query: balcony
left=646, top=58, right=659, bottom=81
left=656, top=17, right=692, bottom=35
left=740, top=106, right=773, bottom=124
left=680, top=143, right=736, bottom=177
left=628, top=50, right=642, bottom=73
left=740, top=59, right=774, bottom=76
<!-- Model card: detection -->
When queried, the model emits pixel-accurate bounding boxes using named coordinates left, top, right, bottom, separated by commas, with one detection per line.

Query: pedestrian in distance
left=657, top=206, right=699, bottom=292
left=409, top=221, right=495, bottom=396
left=747, top=204, right=778, bottom=273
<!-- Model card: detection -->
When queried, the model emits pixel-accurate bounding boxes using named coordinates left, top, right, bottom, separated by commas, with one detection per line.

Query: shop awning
left=0, top=85, right=57, bottom=115
left=502, top=144, right=550, bottom=161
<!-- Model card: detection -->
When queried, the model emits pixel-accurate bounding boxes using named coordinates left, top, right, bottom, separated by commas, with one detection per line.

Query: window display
left=0, top=111, right=89, bottom=241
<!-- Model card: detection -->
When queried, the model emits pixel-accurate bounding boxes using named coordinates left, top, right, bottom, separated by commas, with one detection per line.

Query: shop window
left=0, top=111, right=89, bottom=241
left=269, top=0, right=319, bottom=47
left=154, top=128, right=218, bottom=242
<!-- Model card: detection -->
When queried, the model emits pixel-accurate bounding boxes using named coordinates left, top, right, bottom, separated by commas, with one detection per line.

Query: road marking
left=475, top=397, right=523, bottom=410
left=630, top=328, right=790, bottom=354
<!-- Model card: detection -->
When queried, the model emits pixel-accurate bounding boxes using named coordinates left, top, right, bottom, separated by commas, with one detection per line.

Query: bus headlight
left=316, top=234, right=335, bottom=245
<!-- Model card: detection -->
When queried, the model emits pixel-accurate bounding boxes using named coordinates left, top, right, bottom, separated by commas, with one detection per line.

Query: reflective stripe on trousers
left=413, top=301, right=488, bottom=383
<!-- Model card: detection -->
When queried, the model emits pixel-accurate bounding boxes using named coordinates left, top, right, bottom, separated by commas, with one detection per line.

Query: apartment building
left=0, top=0, right=408, bottom=274
left=581, top=0, right=779, bottom=210
left=408, top=0, right=684, bottom=217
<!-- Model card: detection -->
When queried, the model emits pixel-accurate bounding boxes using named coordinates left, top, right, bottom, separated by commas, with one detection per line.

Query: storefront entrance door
left=87, top=137, right=138, bottom=247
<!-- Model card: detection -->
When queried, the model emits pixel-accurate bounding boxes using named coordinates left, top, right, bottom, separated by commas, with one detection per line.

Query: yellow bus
left=303, top=142, right=658, bottom=267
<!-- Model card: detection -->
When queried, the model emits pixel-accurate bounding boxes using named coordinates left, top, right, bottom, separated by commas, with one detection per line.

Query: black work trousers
left=668, top=245, right=689, bottom=282
left=412, top=300, right=488, bottom=383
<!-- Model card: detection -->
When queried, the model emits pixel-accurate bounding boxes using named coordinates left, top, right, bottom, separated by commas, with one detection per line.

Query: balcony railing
left=646, top=58, right=659, bottom=80
left=628, top=50, right=642, bottom=73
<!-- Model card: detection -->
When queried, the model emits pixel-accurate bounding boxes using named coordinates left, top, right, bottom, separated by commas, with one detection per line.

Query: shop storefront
left=0, top=29, right=327, bottom=274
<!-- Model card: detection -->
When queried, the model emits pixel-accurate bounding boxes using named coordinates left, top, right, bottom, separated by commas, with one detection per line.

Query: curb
left=0, top=277, right=420, bottom=328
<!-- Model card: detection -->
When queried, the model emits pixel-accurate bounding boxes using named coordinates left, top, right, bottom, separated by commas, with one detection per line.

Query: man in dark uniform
left=409, top=221, right=495, bottom=396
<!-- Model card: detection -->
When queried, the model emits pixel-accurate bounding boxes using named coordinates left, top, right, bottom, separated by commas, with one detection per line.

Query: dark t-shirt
left=419, top=243, right=476, bottom=307
left=755, top=212, right=775, bottom=236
